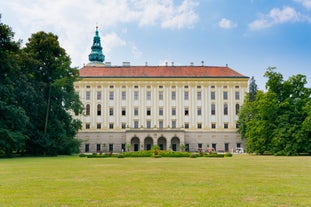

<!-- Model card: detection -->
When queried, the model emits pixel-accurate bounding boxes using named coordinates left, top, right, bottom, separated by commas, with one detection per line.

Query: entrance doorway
left=134, top=144, right=139, bottom=151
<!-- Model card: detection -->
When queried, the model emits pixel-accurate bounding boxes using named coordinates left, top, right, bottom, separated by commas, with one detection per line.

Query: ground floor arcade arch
left=171, top=137, right=180, bottom=151
left=131, top=137, right=140, bottom=151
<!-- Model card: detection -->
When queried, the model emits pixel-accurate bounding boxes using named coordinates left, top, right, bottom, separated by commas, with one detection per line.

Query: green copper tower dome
left=88, top=26, right=105, bottom=63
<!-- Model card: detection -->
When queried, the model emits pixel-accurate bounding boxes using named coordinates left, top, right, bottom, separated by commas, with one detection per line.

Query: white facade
left=74, top=75, right=248, bottom=153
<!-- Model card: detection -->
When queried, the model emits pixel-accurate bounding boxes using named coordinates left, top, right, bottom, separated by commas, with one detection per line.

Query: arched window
left=86, top=104, right=90, bottom=116
left=97, top=104, right=101, bottom=116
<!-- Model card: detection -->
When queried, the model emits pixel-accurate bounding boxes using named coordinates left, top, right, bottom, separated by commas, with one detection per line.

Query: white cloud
left=2, top=0, right=199, bottom=67
left=218, top=18, right=237, bottom=29
left=249, top=7, right=300, bottom=30
left=134, top=0, right=199, bottom=29
left=294, top=0, right=311, bottom=9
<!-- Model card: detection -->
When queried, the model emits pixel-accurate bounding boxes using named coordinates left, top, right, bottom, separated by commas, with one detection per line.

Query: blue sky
left=1, top=0, right=311, bottom=89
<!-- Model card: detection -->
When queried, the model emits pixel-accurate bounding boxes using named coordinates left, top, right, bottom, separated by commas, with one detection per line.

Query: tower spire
left=88, top=26, right=105, bottom=63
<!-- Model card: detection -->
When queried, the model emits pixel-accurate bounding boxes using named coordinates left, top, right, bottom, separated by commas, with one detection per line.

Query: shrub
left=190, top=153, right=198, bottom=158
left=224, top=152, right=233, bottom=157
left=159, top=151, right=191, bottom=157
left=117, top=154, right=124, bottom=158
left=153, top=155, right=161, bottom=158
left=86, top=154, right=110, bottom=158
left=205, top=153, right=224, bottom=158
left=122, top=151, right=153, bottom=157
left=79, top=154, right=87, bottom=157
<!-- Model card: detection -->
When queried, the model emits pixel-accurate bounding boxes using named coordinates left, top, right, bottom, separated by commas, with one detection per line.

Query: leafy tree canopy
left=0, top=21, right=83, bottom=157
left=238, top=67, right=311, bottom=155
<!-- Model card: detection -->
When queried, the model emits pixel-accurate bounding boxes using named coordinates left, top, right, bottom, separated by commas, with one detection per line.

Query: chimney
left=171, top=62, right=174, bottom=66
left=122, top=62, right=130, bottom=67
left=165, top=62, right=168, bottom=67
left=201, top=61, right=204, bottom=66
left=190, top=62, right=194, bottom=66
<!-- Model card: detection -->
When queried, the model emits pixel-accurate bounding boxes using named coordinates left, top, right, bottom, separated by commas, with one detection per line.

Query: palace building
left=74, top=27, right=249, bottom=153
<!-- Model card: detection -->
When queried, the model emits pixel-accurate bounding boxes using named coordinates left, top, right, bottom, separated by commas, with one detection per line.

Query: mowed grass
left=1, top=155, right=311, bottom=207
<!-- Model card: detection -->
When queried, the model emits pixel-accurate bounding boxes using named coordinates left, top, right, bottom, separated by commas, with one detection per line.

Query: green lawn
left=1, top=155, right=311, bottom=207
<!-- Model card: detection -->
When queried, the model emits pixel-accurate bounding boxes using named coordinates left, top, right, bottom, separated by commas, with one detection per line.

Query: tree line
left=1, top=20, right=310, bottom=157
left=0, top=21, right=83, bottom=157
left=238, top=67, right=311, bottom=155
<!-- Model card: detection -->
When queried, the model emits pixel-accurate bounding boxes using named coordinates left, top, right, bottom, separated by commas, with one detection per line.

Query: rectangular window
left=97, top=123, right=101, bottom=129
left=96, top=144, right=101, bottom=152
left=146, top=121, right=151, bottom=128
left=97, top=91, right=101, bottom=100
left=184, top=123, right=189, bottom=128
left=146, top=108, right=151, bottom=116
left=134, top=108, right=139, bottom=116
left=134, top=121, right=139, bottom=128
left=86, top=91, right=90, bottom=100
left=197, top=91, right=202, bottom=100
left=172, top=120, right=176, bottom=128
left=197, top=107, right=202, bottom=116
left=172, top=108, right=176, bottom=116
left=109, top=91, right=114, bottom=100
left=236, top=104, right=240, bottom=115
left=211, top=103, right=215, bottom=115
left=109, top=144, right=113, bottom=152
left=211, top=123, right=216, bottom=129
left=109, top=123, right=114, bottom=129
left=197, top=123, right=202, bottom=128
left=159, top=108, right=163, bottom=116
left=198, top=143, right=202, bottom=149
left=134, top=91, right=139, bottom=100
left=184, top=91, right=189, bottom=100
left=146, top=91, right=151, bottom=100
left=97, top=104, right=101, bottom=116
left=121, top=123, right=126, bottom=129
left=223, top=91, right=228, bottom=100
left=235, top=91, right=240, bottom=100
left=224, top=103, right=228, bottom=115
left=121, top=108, right=126, bottom=116
left=159, top=91, right=163, bottom=100
left=212, top=143, right=217, bottom=151
left=224, top=123, right=228, bottom=129
left=85, top=144, right=89, bottom=153
left=171, top=91, right=176, bottom=100
left=86, top=123, right=90, bottom=129
left=225, top=143, right=229, bottom=152
left=211, top=91, right=215, bottom=100
left=86, top=104, right=90, bottom=116
left=159, top=120, right=163, bottom=128
left=109, top=108, right=114, bottom=116
left=184, top=108, right=189, bottom=116
left=122, top=91, right=126, bottom=100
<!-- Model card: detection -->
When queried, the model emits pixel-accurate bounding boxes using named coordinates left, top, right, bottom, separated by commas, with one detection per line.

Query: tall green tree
left=0, top=22, right=29, bottom=156
left=238, top=67, right=311, bottom=155
left=21, top=31, right=83, bottom=155
left=248, top=76, right=257, bottom=102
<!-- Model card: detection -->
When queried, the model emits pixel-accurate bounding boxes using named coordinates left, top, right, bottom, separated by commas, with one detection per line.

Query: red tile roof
left=79, top=65, right=247, bottom=78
